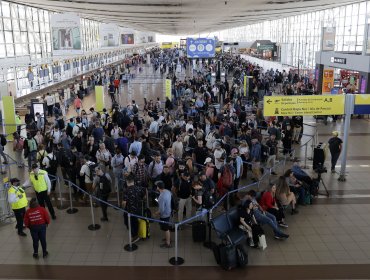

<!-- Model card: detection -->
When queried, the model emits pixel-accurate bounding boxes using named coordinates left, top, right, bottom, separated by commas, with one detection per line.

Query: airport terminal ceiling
left=6, top=0, right=366, bottom=34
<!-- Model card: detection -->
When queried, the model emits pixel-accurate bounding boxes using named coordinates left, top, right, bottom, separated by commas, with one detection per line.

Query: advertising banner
left=322, top=27, right=336, bottom=51
left=165, top=79, right=172, bottom=100
left=2, top=96, right=16, bottom=140
left=51, top=13, right=82, bottom=56
left=121, top=34, right=134, bottom=45
left=186, top=38, right=215, bottom=58
left=95, top=86, right=105, bottom=113
left=322, top=69, right=334, bottom=94
left=100, top=23, right=119, bottom=47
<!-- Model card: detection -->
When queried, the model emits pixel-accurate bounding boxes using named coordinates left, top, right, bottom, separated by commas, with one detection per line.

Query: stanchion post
left=303, top=143, right=308, bottom=169
left=169, top=223, right=184, bottom=265
left=116, top=183, right=120, bottom=208
left=88, top=195, right=101, bottom=231
left=56, top=177, right=67, bottom=210
left=226, top=192, right=230, bottom=210
left=66, top=181, right=78, bottom=214
left=124, top=213, right=138, bottom=251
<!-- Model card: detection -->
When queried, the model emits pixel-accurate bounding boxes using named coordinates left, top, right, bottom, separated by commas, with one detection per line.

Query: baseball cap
left=204, top=157, right=213, bottom=164
left=332, top=131, right=339, bottom=136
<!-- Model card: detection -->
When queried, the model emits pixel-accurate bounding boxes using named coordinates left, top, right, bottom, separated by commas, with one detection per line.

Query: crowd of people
left=6, top=47, right=331, bottom=255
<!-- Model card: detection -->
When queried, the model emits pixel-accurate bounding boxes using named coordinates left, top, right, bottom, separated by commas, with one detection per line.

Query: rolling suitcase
left=138, top=219, right=150, bottom=239
left=236, top=244, right=248, bottom=267
left=192, top=221, right=206, bottom=242
left=219, top=244, right=238, bottom=270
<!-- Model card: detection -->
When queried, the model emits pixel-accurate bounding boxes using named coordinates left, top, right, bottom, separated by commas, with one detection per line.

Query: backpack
left=221, top=165, right=233, bottom=188
left=132, top=104, right=139, bottom=114
left=76, top=123, right=87, bottom=137
left=38, top=150, right=47, bottom=168
left=223, top=125, right=233, bottom=137
left=46, top=155, right=58, bottom=172
left=188, top=135, right=197, bottom=149
left=59, top=149, right=72, bottom=168
left=261, top=145, right=270, bottom=163
left=202, top=190, right=216, bottom=209
left=97, top=174, right=112, bottom=195
left=96, top=111, right=101, bottom=119
left=66, top=123, right=73, bottom=138
left=27, top=138, right=37, bottom=152
left=1, top=135, right=7, bottom=146
left=14, top=138, right=24, bottom=151
left=87, top=162, right=99, bottom=180
left=57, top=119, right=65, bottom=130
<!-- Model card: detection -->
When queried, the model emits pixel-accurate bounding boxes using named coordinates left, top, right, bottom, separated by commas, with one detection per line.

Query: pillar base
left=169, top=257, right=184, bottom=266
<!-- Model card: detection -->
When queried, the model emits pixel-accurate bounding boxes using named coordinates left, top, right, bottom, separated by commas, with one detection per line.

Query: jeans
left=178, top=197, right=192, bottom=223
left=331, top=152, right=340, bottom=171
left=35, top=190, right=55, bottom=218
left=28, top=151, right=37, bottom=171
left=30, top=224, right=47, bottom=254
left=13, top=207, right=26, bottom=234
left=254, top=209, right=285, bottom=236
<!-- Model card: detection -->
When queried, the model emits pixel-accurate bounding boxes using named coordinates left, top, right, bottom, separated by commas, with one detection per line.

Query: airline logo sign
left=354, top=94, right=370, bottom=114
left=264, top=95, right=345, bottom=116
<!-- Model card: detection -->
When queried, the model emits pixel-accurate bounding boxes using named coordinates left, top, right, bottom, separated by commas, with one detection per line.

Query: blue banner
left=186, top=38, right=215, bottom=58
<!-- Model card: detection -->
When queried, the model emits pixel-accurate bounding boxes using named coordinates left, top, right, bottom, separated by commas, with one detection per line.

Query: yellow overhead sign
left=263, top=95, right=345, bottom=116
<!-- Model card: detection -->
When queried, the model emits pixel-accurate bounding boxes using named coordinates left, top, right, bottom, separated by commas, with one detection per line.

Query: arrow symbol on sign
left=267, top=99, right=272, bottom=104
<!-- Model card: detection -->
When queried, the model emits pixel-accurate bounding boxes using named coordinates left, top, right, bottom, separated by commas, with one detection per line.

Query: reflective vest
left=15, top=115, right=22, bottom=125
left=8, top=186, right=28, bottom=210
left=30, top=170, right=48, bottom=193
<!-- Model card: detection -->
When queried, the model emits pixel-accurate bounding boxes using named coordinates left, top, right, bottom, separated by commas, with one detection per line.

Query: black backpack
left=261, top=145, right=270, bottom=163
left=97, top=174, right=112, bottom=195
left=87, top=162, right=99, bottom=180
left=188, top=135, right=197, bottom=149
left=0, top=135, right=7, bottom=146
left=59, top=149, right=72, bottom=168
left=47, top=155, right=58, bottom=172
left=132, top=105, right=139, bottom=114
left=202, top=190, right=216, bottom=209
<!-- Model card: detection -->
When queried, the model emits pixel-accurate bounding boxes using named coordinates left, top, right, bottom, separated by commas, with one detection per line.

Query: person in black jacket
left=93, top=167, right=112, bottom=222
left=282, top=124, right=293, bottom=160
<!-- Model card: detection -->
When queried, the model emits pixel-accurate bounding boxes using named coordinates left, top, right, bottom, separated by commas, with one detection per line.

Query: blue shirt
left=129, top=141, right=142, bottom=156
left=92, top=127, right=104, bottom=143
left=158, top=189, right=172, bottom=218
left=115, top=137, right=129, bottom=156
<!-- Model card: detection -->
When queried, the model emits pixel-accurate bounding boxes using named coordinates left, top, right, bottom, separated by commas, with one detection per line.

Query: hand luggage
left=236, top=244, right=248, bottom=267
left=138, top=218, right=150, bottom=239
left=219, top=244, right=238, bottom=270
left=212, top=243, right=221, bottom=264
left=192, top=221, right=206, bottom=242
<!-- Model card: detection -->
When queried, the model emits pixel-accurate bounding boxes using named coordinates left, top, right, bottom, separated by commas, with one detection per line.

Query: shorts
left=159, top=217, right=171, bottom=231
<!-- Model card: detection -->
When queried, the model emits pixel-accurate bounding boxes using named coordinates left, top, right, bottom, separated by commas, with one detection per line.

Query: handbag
left=258, top=234, right=267, bottom=250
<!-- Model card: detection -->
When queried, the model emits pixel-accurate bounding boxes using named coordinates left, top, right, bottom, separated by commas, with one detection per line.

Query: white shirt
left=149, top=121, right=159, bottom=134
left=80, top=161, right=94, bottom=184
left=51, top=130, right=62, bottom=144
left=72, top=123, right=85, bottom=137
left=124, top=155, right=138, bottom=172
left=111, top=127, right=121, bottom=140
left=42, top=153, right=56, bottom=169
left=45, top=95, right=55, bottom=106
left=185, top=123, right=194, bottom=133
left=214, top=148, right=226, bottom=170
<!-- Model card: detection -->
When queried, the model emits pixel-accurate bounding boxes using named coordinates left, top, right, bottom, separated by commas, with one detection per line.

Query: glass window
left=12, top=19, right=20, bottom=31
left=13, top=31, right=21, bottom=43
left=25, top=7, right=32, bottom=20
left=3, top=18, right=12, bottom=30
left=0, top=44, right=6, bottom=58
left=2, top=2, right=10, bottom=17
left=18, top=6, right=25, bottom=19
left=20, top=32, right=27, bottom=43
left=4, top=31, right=13, bottom=43
left=32, top=8, right=38, bottom=21
left=33, top=22, right=39, bottom=32
left=10, top=4, right=18, bottom=18
left=20, top=20, right=27, bottom=31
left=6, top=44, right=14, bottom=56
left=0, top=32, right=4, bottom=44
left=15, top=44, right=23, bottom=56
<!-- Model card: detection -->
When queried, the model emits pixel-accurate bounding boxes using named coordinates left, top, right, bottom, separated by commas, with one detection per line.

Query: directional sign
left=186, top=38, right=215, bottom=58
left=263, top=95, right=345, bottom=116
left=354, top=94, right=370, bottom=114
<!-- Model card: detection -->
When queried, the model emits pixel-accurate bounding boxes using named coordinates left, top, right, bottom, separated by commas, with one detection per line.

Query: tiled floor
left=1, top=63, right=370, bottom=279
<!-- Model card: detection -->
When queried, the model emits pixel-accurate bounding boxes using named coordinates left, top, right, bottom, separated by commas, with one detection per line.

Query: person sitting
left=291, top=160, right=317, bottom=196
left=284, top=169, right=306, bottom=206
left=243, top=190, right=289, bottom=240
left=239, top=200, right=265, bottom=248
left=260, top=184, right=288, bottom=228
left=276, top=176, right=299, bottom=215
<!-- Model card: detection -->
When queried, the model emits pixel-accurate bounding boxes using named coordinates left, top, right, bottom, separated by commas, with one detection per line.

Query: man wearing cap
left=8, top=178, right=28, bottom=236
left=155, top=181, right=172, bottom=248
left=23, top=163, right=56, bottom=220
left=328, top=131, right=343, bottom=173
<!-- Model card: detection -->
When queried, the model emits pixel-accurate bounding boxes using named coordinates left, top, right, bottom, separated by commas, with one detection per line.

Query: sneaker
left=279, top=222, right=288, bottom=228
left=33, top=253, right=39, bottom=259
left=43, top=251, right=49, bottom=258
left=159, top=243, right=172, bottom=249
left=331, top=169, right=336, bottom=174
left=18, top=232, right=27, bottom=237
left=100, top=217, right=109, bottom=222
left=274, top=235, right=283, bottom=240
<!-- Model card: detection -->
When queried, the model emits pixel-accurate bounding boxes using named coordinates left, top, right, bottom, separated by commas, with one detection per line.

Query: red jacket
left=24, top=206, right=50, bottom=227
left=260, top=191, right=276, bottom=211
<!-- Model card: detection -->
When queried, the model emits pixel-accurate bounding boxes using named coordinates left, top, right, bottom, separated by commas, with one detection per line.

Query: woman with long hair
left=276, top=176, right=299, bottom=215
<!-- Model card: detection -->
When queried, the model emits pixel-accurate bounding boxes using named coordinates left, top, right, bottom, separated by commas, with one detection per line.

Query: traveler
left=8, top=178, right=28, bottom=237
left=24, top=198, right=50, bottom=259
left=23, top=163, right=56, bottom=220
left=155, top=181, right=172, bottom=248
left=92, top=166, right=112, bottom=222
left=328, top=131, right=342, bottom=173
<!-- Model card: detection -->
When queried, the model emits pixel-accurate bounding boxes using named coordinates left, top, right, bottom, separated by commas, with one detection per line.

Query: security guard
left=8, top=178, right=28, bottom=236
left=23, top=163, right=56, bottom=220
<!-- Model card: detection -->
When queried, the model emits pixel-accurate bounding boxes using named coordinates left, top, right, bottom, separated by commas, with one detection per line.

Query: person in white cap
left=328, top=131, right=342, bottom=173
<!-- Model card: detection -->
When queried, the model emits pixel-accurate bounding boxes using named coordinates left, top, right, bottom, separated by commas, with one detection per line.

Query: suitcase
left=192, top=221, right=206, bottom=242
left=219, top=244, right=238, bottom=270
left=236, top=244, right=248, bottom=267
left=138, top=218, right=150, bottom=239
left=212, top=243, right=221, bottom=264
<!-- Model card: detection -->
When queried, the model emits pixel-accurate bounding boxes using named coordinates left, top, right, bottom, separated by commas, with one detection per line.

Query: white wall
left=240, top=54, right=291, bottom=72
